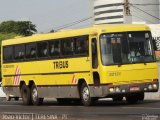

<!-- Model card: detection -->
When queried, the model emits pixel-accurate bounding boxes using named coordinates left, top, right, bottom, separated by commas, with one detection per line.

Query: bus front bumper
left=89, top=81, right=159, bottom=97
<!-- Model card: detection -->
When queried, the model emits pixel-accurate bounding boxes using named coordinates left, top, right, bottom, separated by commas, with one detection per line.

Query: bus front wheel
left=31, top=85, right=43, bottom=106
left=21, top=84, right=31, bottom=105
left=80, top=83, right=95, bottom=106
left=126, top=95, right=139, bottom=104
left=138, top=92, right=144, bottom=101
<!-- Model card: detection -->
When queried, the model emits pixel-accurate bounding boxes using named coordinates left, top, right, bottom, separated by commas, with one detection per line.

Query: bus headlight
left=109, top=88, right=115, bottom=93
left=148, top=85, right=153, bottom=90
left=115, top=87, right=120, bottom=93
left=153, top=84, right=157, bottom=89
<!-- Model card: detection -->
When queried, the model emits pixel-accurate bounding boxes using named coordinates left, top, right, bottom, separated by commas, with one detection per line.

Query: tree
left=0, top=20, right=37, bottom=36
left=50, top=29, right=55, bottom=33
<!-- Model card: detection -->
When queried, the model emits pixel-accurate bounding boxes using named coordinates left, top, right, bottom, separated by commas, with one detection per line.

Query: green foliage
left=0, top=33, right=18, bottom=41
left=0, top=20, right=37, bottom=36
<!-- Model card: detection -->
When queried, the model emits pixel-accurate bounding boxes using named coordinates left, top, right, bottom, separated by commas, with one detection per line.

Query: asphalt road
left=0, top=98, right=160, bottom=120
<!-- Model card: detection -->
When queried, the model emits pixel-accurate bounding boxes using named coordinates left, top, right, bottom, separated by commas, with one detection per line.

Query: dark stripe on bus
left=3, top=71, right=90, bottom=77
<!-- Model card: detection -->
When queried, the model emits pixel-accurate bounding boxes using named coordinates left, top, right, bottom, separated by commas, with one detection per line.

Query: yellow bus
left=1, top=24, right=159, bottom=106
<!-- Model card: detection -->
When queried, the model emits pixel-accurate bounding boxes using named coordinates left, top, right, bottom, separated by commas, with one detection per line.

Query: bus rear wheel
left=14, top=97, right=19, bottom=101
left=80, top=83, right=95, bottom=106
left=21, top=84, right=31, bottom=105
left=31, top=85, right=43, bottom=106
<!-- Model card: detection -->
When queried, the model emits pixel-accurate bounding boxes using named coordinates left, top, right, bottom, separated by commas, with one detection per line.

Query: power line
left=130, top=4, right=160, bottom=21
left=131, top=7, right=155, bottom=24
left=55, top=0, right=122, bottom=31
left=54, top=16, right=93, bottom=31
left=132, top=15, right=155, bottom=24
left=132, top=3, right=160, bottom=6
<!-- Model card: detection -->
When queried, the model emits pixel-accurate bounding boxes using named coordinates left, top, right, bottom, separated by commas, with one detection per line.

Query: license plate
left=130, top=87, right=140, bottom=91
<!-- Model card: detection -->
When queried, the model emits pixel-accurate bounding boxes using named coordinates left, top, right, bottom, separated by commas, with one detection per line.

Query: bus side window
left=26, top=43, right=37, bottom=59
left=62, top=39, right=74, bottom=56
left=49, top=40, right=61, bottom=57
left=14, top=44, right=25, bottom=60
left=37, top=42, right=48, bottom=58
left=3, top=46, right=13, bottom=62
left=75, top=36, right=89, bottom=55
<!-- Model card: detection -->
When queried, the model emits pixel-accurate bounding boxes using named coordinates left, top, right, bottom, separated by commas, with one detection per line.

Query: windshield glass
left=100, top=31, right=156, bottom=65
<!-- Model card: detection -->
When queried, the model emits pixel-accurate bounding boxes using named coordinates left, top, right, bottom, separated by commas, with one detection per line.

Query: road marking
left=48, top=106, right=83, bottom=108
left=122, top=107, right=160, bottom=110
left=0, top=105, right=22, bottom=107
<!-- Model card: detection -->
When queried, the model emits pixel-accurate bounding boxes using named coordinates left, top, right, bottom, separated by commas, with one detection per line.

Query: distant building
left=93, top=0, right=160, bottom=24
left=148, top=24, right=160, bottom=50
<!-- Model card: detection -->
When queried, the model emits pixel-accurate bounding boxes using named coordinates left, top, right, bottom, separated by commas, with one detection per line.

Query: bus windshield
left=100, top=31, right=156, bottom=65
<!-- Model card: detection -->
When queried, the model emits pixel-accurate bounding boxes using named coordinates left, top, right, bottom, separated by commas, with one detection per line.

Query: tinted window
left=62, top=39, right=74, bottom=56
left=75, top=36, right=89, bottom=55
left=14, top=44, right=25, bottom=60
left=3, top=46, right=13, bottom=62
left=49, top=40, right=61, bottom=57
left=37, top=42, right=48, bottom=58
left=26, top=43, right=37, bottom=59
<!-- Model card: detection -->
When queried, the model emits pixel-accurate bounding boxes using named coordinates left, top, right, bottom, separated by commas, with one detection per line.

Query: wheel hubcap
left=82, top=87, right=89, bottom=101
left=32, top=88, right=38, bottom=102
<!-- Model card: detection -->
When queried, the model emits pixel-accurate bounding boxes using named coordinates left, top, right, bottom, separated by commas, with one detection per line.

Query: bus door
left=92, top=38, right=100, bottom=85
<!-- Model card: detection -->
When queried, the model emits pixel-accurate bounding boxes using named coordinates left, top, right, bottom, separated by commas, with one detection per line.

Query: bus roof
left=2, top=24, right=150, bottom=46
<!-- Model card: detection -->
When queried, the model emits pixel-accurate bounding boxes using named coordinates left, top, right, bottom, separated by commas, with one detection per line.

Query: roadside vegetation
left=0, top=20, right=37, bottom=81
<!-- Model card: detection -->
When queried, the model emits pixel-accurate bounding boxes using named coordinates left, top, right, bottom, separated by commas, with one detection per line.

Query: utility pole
left=124, top=0, right=131, bottom=15
left=124, top=0, right=132, bottom=23
left=89, top=0, right=94, bottom=25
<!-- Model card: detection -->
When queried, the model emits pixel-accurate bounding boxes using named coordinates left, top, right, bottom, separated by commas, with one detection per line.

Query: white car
left=0, top=82, right=19, bottom=101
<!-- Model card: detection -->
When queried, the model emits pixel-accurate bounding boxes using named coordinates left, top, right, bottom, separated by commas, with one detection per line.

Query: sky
left=0, top=0, right=93, bottom=33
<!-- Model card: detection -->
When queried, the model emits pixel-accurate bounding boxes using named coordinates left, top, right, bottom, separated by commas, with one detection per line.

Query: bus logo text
left=53, top=61, right=68, bottom=69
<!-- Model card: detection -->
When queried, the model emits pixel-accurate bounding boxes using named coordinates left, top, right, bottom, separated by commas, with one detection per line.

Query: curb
left=145, top=92, right=160, bottom=100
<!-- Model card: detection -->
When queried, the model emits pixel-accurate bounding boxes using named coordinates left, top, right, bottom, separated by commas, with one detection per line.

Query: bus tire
left=126, top=95, right=139, bottom=104
left=14, top=97, right=19, bottom=101
left=80, top=83, right=95, bottom=106
left=21, top=84, right=31, bottom=105
left=138, top=92, right=144, bottom=101
left=31, top=85, right=43, bottom=106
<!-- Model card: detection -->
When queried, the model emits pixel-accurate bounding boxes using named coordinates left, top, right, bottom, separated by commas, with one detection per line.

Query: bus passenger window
left=62, top=39, right=74, bottom=56
left=26, top=43, right=37, bottom=59
left=3, top=46, right=13, bottom=62
left=75, top=36, right=89, bottom=55
left=37, top=42, right=48, bottom=58
left=14, top=44, right=25, bottom=60
left=49, top=40, right=60, bottom=57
